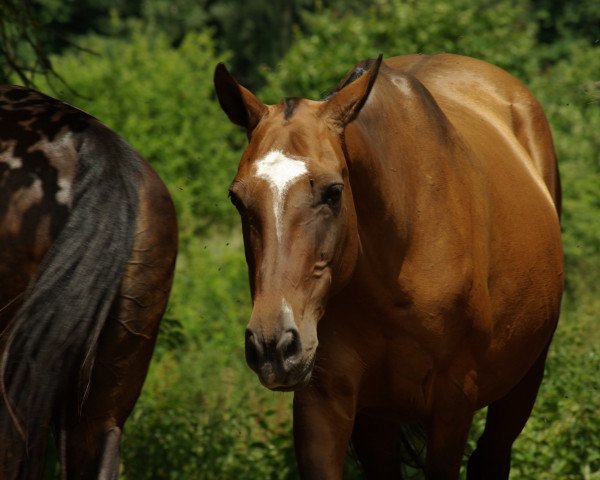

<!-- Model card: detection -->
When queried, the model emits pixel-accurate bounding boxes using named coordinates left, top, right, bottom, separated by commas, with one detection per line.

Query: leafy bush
left=259, top=0, right=540, bottom=102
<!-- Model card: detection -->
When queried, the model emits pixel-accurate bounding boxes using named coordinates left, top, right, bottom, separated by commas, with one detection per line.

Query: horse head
left=214, top=57, right=382, bottom=390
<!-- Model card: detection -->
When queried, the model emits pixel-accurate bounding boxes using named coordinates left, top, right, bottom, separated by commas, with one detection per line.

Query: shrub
left=259, top=0, right=540, bottom=103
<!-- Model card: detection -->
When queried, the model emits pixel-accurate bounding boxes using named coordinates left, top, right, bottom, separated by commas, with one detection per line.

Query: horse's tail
left=0, top=122, right=141, bottom=478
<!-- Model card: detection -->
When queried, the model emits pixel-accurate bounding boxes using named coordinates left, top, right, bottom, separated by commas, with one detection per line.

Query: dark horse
left=215, top=54, right=563, bottom=479
left=0, top=86, right=178, bottom=479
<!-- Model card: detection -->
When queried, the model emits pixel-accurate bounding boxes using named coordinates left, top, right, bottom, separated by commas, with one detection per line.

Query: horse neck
left=339, top=73, right=476, bottom=297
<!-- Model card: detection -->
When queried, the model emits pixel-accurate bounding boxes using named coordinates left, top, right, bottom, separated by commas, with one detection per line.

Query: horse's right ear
left=214, top=63, right=267, bottom=133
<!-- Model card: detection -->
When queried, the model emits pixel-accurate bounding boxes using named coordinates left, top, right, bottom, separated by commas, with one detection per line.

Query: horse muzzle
left=245, top=327, right=315, bottom=390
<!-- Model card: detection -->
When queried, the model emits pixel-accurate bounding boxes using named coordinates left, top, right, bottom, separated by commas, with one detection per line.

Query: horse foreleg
left=425, top=371, right=477, bottom=480
left=351, top=412, right=404, bottom=479
left=467, top=342, right=550, bottom=480
left=293, top=387, right=356, bottom=480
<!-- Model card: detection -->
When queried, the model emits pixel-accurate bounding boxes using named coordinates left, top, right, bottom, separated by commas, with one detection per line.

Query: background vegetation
left=2, top=0, right=599, bottom=478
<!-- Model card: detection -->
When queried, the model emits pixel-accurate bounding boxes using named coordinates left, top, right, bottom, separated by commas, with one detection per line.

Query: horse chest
left=319, top=310, right=438, bottom=418
left=359, top=348, right=436, bottom=421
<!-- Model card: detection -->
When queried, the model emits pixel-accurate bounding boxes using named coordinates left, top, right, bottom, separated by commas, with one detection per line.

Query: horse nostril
left=245, top=329, right=262, bottom=370
left=277, top=329, right=302, bottom=368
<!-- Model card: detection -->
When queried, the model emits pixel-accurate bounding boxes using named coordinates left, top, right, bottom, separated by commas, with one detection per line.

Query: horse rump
left=0, top=122, right=140, bottom=479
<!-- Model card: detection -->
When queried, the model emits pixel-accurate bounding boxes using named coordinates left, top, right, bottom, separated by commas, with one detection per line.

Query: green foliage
left=0, top=0, right=54, bottom=85
left=207, top=0, right=308, bottom=88
left=162, top=232, right=250, bottom=352
left=259, top=0, right=539, bottom=102
left=141, top=0, right=368, bottom=88
left=532, top=0, right=600, bottom=47
left=140, top=0, right=210, bottom=44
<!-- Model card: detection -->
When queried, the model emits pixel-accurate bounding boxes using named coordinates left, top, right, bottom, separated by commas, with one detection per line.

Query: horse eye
left=322, top=184, right=343, bottom=206
left=229, top=190, right=244, bottom=211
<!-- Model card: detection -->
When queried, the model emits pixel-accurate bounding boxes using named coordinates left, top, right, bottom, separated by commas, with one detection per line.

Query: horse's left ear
left=321, top=54, right=383, bottom=130
left=214, top=63, right=268, bottom=133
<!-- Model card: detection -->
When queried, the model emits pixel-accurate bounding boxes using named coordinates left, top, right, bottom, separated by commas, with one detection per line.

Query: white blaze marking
left=255, top=150, right=308, bottom=240
left=282, top=298, right=293, bottom=320
left=281, top=298, right=297, bottom=329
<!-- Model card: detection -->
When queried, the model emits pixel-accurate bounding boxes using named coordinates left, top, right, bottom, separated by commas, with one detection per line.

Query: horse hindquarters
left=0, top=124, right=142, bottom=479
left=59, top=162, right=177, bottom=479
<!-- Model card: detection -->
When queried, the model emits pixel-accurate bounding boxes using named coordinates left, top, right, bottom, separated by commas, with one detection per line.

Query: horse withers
left=0, top=86, right=178, bottom=479
left=215, top=54, right=563, bottom=479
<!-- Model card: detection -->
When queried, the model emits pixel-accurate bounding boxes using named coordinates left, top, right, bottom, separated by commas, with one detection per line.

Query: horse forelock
left=283, top=97, right=300, bottom=120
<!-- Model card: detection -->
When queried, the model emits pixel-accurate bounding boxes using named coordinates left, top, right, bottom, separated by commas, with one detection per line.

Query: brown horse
left=215, top=53, right=563, bottom=479
left=0, top=86, right=178, bottom=479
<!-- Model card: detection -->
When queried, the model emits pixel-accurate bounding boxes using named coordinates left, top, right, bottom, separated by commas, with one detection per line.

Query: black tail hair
left=0, top=123, right=140, bottom=478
